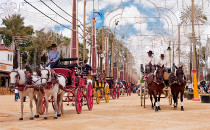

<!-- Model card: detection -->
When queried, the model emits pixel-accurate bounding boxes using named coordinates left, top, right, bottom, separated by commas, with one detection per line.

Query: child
left=14, top=87, right=19, bottom=101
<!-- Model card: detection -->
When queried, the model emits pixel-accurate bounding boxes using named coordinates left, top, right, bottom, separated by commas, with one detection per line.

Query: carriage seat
left=55, top=64, right=77, bottom=69
left=59, top=57, right=78, bottom=61
left=52, top=68, right=72, bottom=79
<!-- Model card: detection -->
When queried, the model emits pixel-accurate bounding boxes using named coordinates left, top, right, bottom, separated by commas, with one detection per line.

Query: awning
left=0, top=72, right=9, bottom=77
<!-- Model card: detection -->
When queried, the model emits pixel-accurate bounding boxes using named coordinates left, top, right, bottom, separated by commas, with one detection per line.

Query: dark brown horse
left=169, top=66, right=186, bottom=111
left=146, top=65, right=165, bottom=112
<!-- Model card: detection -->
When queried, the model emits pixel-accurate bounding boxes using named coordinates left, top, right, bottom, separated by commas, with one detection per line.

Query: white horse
left=9, top=68, right=42, bottom=120
left=40, top=66, right=65, bottom=119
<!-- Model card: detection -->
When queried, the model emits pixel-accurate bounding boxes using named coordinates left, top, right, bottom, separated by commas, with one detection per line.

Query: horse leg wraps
left=181, top=102, right=183, bottom=106
left=156, top=102, right=159, bottom=107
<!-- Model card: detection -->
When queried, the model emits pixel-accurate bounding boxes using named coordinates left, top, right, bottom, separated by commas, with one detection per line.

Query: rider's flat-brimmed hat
left=51, top=44, right=57, bottom=47
left=147, top=50, right=154, bottom=54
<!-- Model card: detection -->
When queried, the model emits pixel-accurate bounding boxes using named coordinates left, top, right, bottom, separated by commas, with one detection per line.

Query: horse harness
left=9, top=70, right=41, bottom=91
left=41, top=69, right=60, bottom=90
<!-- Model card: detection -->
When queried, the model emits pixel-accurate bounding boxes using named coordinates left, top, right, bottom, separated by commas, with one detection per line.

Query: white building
left=0, top=40, right=13, bottom=87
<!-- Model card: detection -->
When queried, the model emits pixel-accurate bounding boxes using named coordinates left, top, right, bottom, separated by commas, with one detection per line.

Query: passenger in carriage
left=82, top=60, right=92, bottom=74
left=46, top=44, right=60, bottom=68
left=144, top=50, right=156, bottom=74
left=157, top=54, right=171, bottom=73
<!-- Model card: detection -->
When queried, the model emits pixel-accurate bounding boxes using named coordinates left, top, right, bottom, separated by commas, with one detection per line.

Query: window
left=10, top=55, right=12, bottom=61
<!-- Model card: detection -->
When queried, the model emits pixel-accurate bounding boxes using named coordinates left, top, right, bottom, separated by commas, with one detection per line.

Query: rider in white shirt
left=157, top=54, right=171, bottom=73
left=144, top=50, right=156, bottom=65
left=144, top=50, right=156, bottom=74
left=157, top=54, right=168, bottom=66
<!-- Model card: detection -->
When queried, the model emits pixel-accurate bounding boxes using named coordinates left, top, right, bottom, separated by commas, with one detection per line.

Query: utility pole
left=83, top=0, right=86, bottom=61
left=111, top=41, right=113, bottom=77
left=71, top=0, right=78, bottom=63
left=101, top=26, right=104, bottom=73
left=178, top=24, right=181, bottom=67
left=192, top=0, right=200, bottom=101
left=169, top=41, right=172, bottom=68
left=105, top=35, right=109, bottom=77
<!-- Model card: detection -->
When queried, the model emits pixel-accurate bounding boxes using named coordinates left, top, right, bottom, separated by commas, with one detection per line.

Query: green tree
left=0, top=14, right=33, bottom=68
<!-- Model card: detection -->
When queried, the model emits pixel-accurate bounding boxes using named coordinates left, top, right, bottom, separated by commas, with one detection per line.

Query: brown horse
left=169, top=66, right=186, bottom=111
left=146, top=65, right=165, bottom=112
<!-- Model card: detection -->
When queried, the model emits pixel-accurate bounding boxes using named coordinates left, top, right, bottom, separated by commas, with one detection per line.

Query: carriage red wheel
left=87, top=83, right=93, bottom=111
left=117, top=87, right=120, bottom=99
left=75, top=88, right=82, bottom=114
left=39, top=94, right=46, bottom=115
left=112, top=89, right=116, bottom=99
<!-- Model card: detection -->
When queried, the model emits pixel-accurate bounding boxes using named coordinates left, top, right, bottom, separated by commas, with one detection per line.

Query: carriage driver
left=46, top=44, right=60, bottom=68
left=144, top=50, right=156, bottom=74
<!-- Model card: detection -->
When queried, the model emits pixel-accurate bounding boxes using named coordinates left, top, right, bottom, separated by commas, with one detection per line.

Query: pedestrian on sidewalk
left=14, top=87, right=19, bottom=101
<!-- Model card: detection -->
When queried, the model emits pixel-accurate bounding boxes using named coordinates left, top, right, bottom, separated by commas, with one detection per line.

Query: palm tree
left=181, top=5, right=208, bottom=80
left=181, top=5, right=207, bottom=25
left=0, top=14, right=33, bottom=68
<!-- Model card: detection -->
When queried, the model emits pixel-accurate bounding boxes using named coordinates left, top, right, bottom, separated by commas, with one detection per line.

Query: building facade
left=0, top=40, right=13, bottom=87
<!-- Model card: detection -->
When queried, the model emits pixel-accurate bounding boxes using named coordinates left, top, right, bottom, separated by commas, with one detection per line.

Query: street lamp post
left=83, top=0, right=86, bottom=61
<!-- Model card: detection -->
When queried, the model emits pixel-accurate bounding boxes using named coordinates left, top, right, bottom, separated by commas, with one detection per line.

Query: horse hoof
left=174, top=106, right=177, bottom=108
left=158, top=106, right=161, bottom=110
left=34, top=115, right=39, bottom=118
left=181, top=107, right=184, bottom=111
left=57, top=114, right=61, bottom=117
left=30, top=117, right=34, bottom=120
left=44, top=117, right=48, bottom=120
left=67, top=103, right=69, bottom=106
left=155, top=109, right=158, bottom=112
left=54, top=117, right=57, bottom=119
left=19, top=118, right=23, bottom=120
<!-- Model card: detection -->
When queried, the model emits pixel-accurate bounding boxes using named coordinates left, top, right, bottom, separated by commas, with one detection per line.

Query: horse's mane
left=17, top=69, right=26, bottom=85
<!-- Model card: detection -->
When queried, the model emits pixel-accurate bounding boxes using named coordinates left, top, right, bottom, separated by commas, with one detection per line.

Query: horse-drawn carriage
left=140, top=64, right=172, bottom=109
left=140, top=64, right=186, bottom=111
left=106, top=77, right=120, bottom=99
left=121, top=81, right=131, bottom=96
left=40, top=57, right=93, bottom=114
left=90, top=73, right=110, bottom=104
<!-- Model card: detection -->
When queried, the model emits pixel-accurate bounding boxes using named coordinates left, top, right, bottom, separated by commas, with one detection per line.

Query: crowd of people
left=186, top=80, right=210, bottom=94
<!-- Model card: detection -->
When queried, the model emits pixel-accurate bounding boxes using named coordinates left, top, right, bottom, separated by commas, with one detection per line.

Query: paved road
left=0, top=94, right=210, bottom=130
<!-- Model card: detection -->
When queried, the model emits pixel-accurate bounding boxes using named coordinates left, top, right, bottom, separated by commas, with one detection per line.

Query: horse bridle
left=9, top=70, right=20, bottom=86
left=156, top=67, right=164, bottom=82
left=40, top=69, right=50, bottom=83
left=40, top=69, right=57, bottom=83
left=175, top=68, right=186, bottom=85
